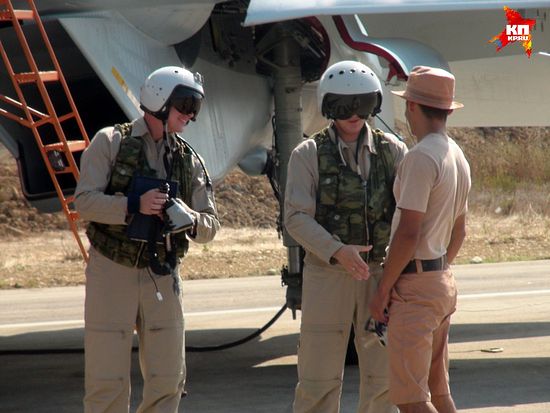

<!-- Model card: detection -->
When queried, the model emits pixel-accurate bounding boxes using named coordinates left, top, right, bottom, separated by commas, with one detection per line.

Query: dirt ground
left=0, top=135, right=549, bottom=289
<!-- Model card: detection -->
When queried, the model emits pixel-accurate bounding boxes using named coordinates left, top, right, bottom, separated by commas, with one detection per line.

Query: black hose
left=0, top=304, right=288, bottom=356
left=186, top=304, right=287, bottom=352
left=374, top=114, right=405, bottom=142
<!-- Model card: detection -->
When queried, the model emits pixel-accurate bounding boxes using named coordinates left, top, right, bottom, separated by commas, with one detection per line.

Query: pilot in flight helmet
left=140, top=66, right=205, bottom=121
left=317, top=60, right=382, bottom=120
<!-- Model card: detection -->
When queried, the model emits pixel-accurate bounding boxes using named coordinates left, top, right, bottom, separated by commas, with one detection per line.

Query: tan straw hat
left=391, top=66, right=463, bottom=110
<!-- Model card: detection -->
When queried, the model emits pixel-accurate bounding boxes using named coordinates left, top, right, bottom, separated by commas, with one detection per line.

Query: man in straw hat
left=369, top=66, right=471, bottom=413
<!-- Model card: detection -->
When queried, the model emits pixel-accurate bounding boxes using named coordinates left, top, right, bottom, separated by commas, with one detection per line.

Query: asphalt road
left=1, top=260, right=550, bottom=412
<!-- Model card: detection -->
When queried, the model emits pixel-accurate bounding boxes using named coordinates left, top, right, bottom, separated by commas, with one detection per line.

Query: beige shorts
left=387, top=268, right=457, bottom=405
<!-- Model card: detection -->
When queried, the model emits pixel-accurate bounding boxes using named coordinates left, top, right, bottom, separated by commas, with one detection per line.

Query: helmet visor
left=169, top=86, right=204, bottom=119
left=322, top=92, right=379, bottom=120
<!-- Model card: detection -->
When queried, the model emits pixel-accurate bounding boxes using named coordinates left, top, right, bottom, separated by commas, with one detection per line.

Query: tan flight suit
left=285, top=124, right=407, bottom=413
left=75, top=117, right=219, bottom=413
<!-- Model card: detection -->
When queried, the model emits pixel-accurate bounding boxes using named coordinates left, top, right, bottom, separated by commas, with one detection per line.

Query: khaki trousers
left=387, top=268, right=457, bottom=405
left=293, top=264, right=397, bottom=413
left=83, top=247, right=185, bottom=413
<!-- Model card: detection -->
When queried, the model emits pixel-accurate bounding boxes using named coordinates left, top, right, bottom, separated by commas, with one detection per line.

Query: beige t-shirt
left=390, top=132, right=471, bottom=259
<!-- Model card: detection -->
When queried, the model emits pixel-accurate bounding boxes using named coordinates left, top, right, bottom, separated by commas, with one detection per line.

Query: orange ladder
left=0, top=0, right=89, bottom=261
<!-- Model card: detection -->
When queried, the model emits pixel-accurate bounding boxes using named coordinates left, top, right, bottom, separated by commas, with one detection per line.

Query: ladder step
left=14, top=71, right=59, bottom=84
left=33, top=111, right=75, bottom=128
left=0, top=10, right=34, bottom=21
left=58, top=112, right=75, bottom=123
left=53, top=166, right=75, bottom=175
left=67, top=210, right=80, bottom=223
left=44, top=140, right=87, bottom=153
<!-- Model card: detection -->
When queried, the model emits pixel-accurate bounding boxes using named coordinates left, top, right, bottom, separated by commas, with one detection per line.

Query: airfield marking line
left=4, top=291, right=550, bottom=330
left=459, top=289, right=550, bottom=299
left=0, top=320, right=83, bottom=329
left=0, top=306, right=284, bottom=329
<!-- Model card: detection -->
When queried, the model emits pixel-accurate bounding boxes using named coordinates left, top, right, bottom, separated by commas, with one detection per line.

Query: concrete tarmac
left=1, top=260, right=550, bottom=412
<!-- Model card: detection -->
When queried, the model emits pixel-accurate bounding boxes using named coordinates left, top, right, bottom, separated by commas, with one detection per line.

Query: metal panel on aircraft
left=245, top=0, right=550, bottom=26
left=59, top=12, right=274, bottom=182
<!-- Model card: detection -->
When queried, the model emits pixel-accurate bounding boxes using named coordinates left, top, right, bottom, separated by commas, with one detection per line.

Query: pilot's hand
left=140, top=188, right=169, bottom=216
left=332, top=244, right=372, bottom=280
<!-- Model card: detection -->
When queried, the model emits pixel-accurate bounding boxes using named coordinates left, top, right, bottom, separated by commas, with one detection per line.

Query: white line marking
left=0, top=320, right=83, bottom=329
left=4, top=291, right=550, bottom=330
left=0, top=306, right=283, bottom=329
left=459, top=289, right=550, bottom=299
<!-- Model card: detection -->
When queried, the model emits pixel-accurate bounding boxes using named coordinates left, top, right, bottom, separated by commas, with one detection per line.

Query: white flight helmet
left=317, top=60, right=382, bottom=119
left=140, top=66, right=205, bottom=121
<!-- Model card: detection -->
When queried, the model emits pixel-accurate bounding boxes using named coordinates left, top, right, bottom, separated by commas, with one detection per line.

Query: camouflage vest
left=86, top=122, right=193, bottom=268
left=314, top=127, right=396, bottom=262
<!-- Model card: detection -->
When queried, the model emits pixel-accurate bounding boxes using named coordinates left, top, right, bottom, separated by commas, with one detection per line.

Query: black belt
left=401, top=256, right=447, bottom=275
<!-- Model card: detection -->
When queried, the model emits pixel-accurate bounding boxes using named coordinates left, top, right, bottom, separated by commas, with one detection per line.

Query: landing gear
left=256, top=23, right=307, bottom=315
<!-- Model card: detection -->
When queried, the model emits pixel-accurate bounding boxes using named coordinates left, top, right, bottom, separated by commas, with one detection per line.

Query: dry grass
left=0, top=228, right=286, bottom=289
left=396, top=125, right=550, bottom=215
left=444, top=126, right=550, bottom=216
left=451, top=127, right=550, bottom=189
left=459, top=212, right=550, bottom=263
left=0, top=231, right=87, bottom=289
left=1, top=211, right=549, bottom=289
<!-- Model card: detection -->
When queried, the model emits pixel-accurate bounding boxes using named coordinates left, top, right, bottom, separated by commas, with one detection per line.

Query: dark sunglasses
left=322, top=92, right=380, bottom=120
left=169, top=89, right=203, bottom=119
